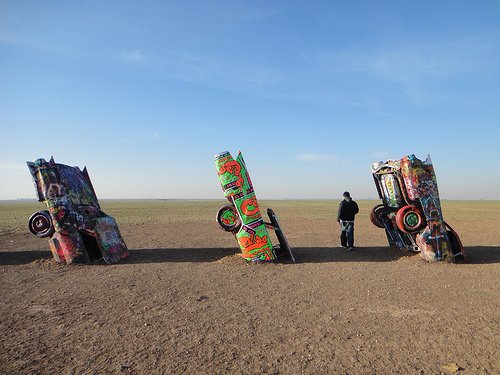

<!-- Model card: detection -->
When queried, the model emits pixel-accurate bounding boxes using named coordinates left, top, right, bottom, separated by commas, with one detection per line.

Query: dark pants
left=340, top=221, right=354, bottom=248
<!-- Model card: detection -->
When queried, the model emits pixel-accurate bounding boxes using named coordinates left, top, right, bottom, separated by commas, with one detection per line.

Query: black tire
left=370, top=204, right=388, bottom=228
left=28, top=210, right=54, bottom=238
left=216, top=205, right=241, bottom=232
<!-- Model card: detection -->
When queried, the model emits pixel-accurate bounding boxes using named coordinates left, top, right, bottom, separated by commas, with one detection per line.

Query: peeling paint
left=26, top=157, right=129, bottom=264
left=370, top=154, right=464, bottom=262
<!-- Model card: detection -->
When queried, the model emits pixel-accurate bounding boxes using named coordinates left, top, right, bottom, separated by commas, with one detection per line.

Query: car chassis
left=214, top=151, right=296, bottom=263
left=370, top=154, right=464, bottom=262
left=27, top=157, right=129, bottom=264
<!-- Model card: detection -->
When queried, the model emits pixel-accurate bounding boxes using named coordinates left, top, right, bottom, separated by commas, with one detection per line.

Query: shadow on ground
left=0, top=251, right=51, bottom=265
left=122, top=247, right=406, bottom=264
left=1, top=246, right=498, bottom=265
left=460, top=246, right=500, bottom=264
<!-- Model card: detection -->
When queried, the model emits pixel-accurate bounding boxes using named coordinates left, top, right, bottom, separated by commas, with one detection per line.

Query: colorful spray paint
left=214, top=151, right=295, bottom=262
left=27, top=157, right=129, bottom=264
left=370, top=154, right=464, bottom=262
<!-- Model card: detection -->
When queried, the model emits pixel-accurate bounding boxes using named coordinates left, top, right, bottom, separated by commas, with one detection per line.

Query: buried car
left=214, top=151, right=296, bottom=263
left=27, top=157, right=128, bottom=264
left=370, top=154, right=464, bottom=262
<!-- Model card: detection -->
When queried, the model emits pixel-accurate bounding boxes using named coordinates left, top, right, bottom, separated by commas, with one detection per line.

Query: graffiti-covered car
left=27, top=157, right=128, bottom=264
left=214, top=151, right=296, bottom=263
left=370, top=154, right=464, bottom=262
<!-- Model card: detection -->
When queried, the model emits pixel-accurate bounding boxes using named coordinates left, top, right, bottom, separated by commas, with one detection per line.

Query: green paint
left=215, top=151, right=275, bottom=262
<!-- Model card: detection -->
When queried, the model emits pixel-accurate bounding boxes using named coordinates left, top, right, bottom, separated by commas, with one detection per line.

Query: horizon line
left=1, top=198, right=499, bottom=202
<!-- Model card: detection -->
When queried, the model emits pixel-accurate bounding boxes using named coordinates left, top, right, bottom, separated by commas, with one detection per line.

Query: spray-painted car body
left=27, top=157, right=128, bottom=264
left=370, top=154, right=464, bottom=262
left=214, top=151, right=295, bottom=262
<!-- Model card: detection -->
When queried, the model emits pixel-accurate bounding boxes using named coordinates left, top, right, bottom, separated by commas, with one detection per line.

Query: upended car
left=370, top=154, right=464, bottom=262
left=27, top=157, right=129, bottom=264
left=214, top=151, right=296, bottom=263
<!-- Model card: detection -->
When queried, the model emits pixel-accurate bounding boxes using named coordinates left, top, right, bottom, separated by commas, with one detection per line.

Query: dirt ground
left=0, top=200, right=499, bottom=374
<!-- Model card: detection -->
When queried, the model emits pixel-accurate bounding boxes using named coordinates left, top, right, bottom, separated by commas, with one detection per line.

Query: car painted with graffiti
left=214, top=151, right=295, bottom=263
left=27, top=157, right=129, bottom=264
left=370, top=154, right=464, bottom=262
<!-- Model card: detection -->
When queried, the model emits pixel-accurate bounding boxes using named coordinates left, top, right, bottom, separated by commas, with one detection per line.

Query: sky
left=1, top=1, right=499, bottom=200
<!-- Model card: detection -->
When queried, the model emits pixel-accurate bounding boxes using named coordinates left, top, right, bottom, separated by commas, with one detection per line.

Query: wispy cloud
left=159, top=51, right=281, bottom=89
left=117, top=49, right=148, bottom=63
left=144, top=37, right=499, bottom=108
left=119, top=130, right=161, bottom=144
left=3, top=2, right=498, bottom=111
left=149, top=131, right=161, bottom=140
left=0, top=31, right=68, bottom=55
left=311, top=39, right=498, bottom=82
left=296, top=153, right=337, bottom=162
left=304, top=38, right=499, bottom=104
left=0, top=161, right=26, bottom=171
left=0, top=32, right=29, bottom=47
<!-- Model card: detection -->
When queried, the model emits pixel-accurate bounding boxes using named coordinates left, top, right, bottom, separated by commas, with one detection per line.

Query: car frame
left=370, top=154, right=464, bottom=262
left=214, top=151, right=295, bottom=263
left=27, top=157, right=129, bottom=264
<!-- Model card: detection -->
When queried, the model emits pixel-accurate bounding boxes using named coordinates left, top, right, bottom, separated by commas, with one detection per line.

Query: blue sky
left=1, top=1, right=499, bottom=200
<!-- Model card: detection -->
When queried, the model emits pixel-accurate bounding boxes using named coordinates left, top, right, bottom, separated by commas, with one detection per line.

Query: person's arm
left=354, top=201, right=359, bottom=214
left=337, top=202, right=343, bottom=222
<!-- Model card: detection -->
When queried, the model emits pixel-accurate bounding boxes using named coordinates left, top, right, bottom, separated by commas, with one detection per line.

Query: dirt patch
left=1, top=200, right=499, bottom=374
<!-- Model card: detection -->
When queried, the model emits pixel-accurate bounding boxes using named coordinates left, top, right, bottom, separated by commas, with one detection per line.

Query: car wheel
left=28, top=210, right=55, bottom=238
left=370, top=204, right=388, bottom=228
left=216, top=205, right=241, bottom=233
left=395, top=205, right=425, bottom=233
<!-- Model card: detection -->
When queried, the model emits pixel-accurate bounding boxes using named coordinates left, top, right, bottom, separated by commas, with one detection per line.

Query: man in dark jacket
left=337, top=191, right=359, bottom=250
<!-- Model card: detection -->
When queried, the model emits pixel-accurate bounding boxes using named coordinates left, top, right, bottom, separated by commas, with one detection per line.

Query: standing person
left=337, top=191, right=359, bottom=250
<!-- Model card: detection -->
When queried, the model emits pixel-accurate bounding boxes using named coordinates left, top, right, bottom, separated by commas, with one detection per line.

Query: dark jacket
left=337, top=198, right=359, bottom=222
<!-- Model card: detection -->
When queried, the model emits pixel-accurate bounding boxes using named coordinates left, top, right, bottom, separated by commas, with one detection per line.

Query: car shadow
left=0, top=250, right=51, bottom=265
left=460, top=246, right=500, bottom=264
left=293, top=246, right=409, bottom=263
left=122, top=246, right=407, bottom=264
left=124, top=248, right=237, bottom=263
left=2, top=246, right=499, bottom=265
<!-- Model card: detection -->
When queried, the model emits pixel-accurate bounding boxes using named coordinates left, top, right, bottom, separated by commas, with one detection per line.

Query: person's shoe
left=348, top=246, right=353, bottom=251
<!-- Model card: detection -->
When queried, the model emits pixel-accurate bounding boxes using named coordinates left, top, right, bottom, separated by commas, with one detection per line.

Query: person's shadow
left=1, top=246, right=499, bottom=265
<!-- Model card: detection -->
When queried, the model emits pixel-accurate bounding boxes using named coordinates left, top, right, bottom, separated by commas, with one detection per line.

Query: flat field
left=0, top=200, right=499, bottom=374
